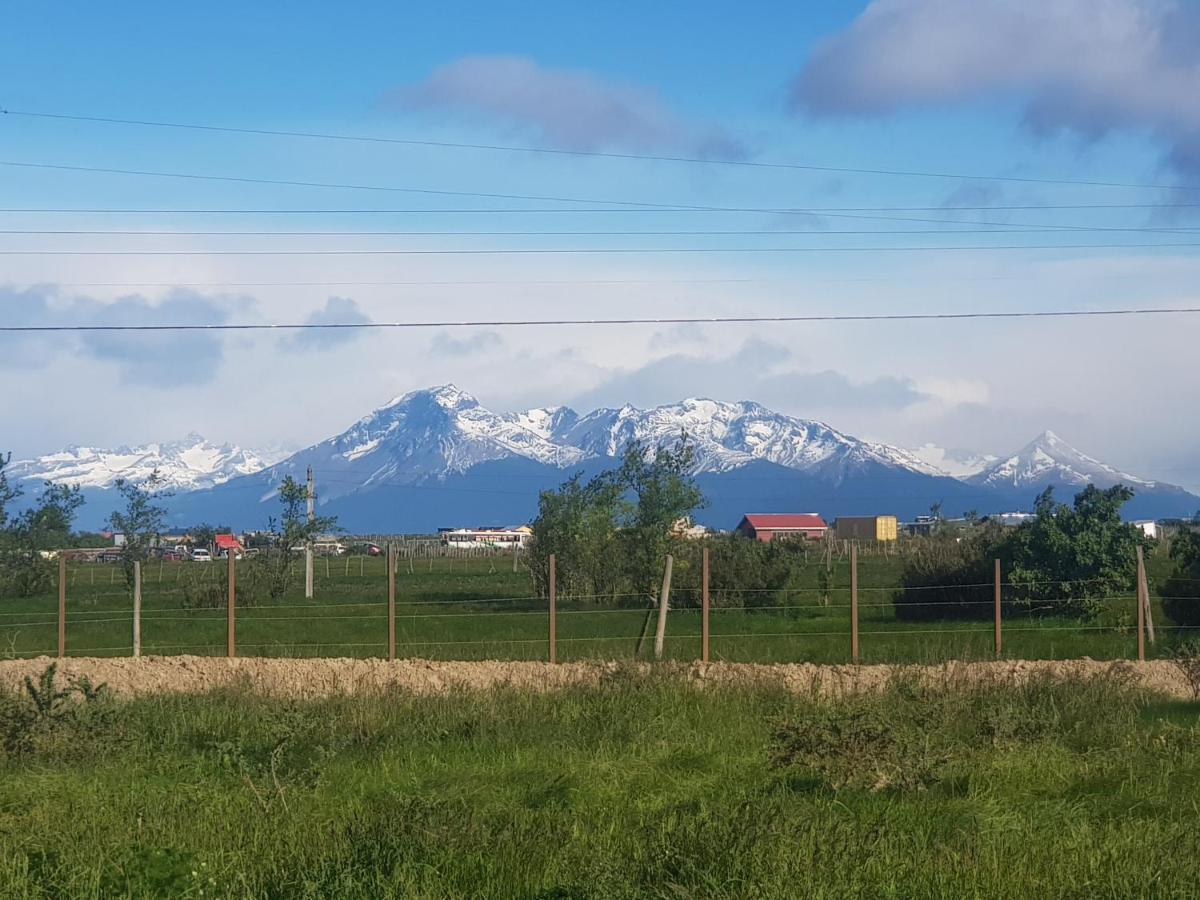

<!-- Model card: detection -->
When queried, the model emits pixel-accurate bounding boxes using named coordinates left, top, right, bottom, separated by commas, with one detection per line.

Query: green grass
left=1, top=667, right=1198, bottom=897
left=0, top=551, right=1186, bottom=664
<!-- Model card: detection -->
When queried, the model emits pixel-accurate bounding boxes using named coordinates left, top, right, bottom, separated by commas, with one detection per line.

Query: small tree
left=615, top=436, right=707, bottom=600
left=1163, top=530, right=1200, bottom=627
left=1, top=481, right=85, bottom=596
left=108, top=472, right=171, bottom=587
left=244, top=476, right=338, bottom=601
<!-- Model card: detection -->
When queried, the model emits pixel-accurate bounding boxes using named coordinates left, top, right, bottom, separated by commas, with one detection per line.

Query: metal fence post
left=701, top=547, right=710, bottom=663
left=58, top=555, right=67, bottom=658
left=548, top=554, right=557, bottom=664
left=850, top=544, right=859, bottom=663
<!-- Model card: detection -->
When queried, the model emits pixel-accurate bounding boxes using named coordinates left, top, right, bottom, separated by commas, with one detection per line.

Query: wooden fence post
left=701, top=547, right=710, bottom=664
left=1138, top=546, right=1155, bottom=645
left=58, top=555, right=66, bottom=658
left=133, top=561, right=142, bottom=658
left=227, top=550, right=236, bottom=658
left=1136, top=545, right=1147, bottom=662
left=548, top=554, right=557, bottom=664
left=850, top=544, right=859, bottom=664
left=994, top=558, right=1002, bottom=659
left=388, top=544, right=396, bottom=662
left=654, top=555, right=674, bottom=661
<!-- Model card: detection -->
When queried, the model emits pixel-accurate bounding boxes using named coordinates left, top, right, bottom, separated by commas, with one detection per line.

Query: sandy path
left=0, top=655, right=1193, bottom=699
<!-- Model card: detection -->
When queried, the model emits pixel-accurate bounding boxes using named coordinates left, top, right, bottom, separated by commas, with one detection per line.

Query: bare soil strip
left=0, top=655, right=1192, bottom=699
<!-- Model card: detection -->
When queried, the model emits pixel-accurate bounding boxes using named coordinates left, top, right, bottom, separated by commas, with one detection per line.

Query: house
left=834, top=515, right=898, bottom=542
left=1133, top=520, right=1160, bottom=540
left=215, top=534, right=244, bottom=554
left=735, top=513, right=828, bottom=542
left=671, top=518, right=709, bottom=539
left=438, top=526, right=531, bottom=549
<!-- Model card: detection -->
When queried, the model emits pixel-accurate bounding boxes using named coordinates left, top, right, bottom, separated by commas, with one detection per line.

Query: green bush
left=1163, top=530, right=1200, bottom=627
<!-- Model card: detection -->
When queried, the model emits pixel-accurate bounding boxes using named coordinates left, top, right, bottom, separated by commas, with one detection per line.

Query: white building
left=1133, top=520, right=1160, bottom=539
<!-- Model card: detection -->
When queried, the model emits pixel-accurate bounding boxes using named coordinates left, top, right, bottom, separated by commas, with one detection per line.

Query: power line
left=1, top=202, right=1199, bottom=214
left=5, top=306, right=1198, bottom=333
left=2, top=224, right=1198, bottom=236
left=4, top=241, right=1200, bottom=256
left=2, top=106, right=1191, bottom=192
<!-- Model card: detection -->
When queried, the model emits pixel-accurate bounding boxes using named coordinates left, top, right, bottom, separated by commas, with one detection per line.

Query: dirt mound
left=0, top=655, right=1192, bottom=699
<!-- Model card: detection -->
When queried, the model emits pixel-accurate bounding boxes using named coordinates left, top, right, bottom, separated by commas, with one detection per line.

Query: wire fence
left=0, top=549, right=1188, bottom=664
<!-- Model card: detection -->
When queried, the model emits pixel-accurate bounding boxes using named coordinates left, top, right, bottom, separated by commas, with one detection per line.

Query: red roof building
left=214, top=534, right=244, bottom=552
left=735, top=513, right=828, bottom=542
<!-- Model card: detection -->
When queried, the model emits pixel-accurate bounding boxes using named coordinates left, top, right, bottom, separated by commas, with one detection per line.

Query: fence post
left=133, top=561, right=142, bottom=658
left=1136, top=545, right=1147, bottom=662
left=850, top=543, right=859, bottom=664
left=994, top=558, right=1002, bottom=659
left=654, top=555, right=674, bottom=661
left=548, top=554, right=557, bottom=664
left=1139, top=546, right=1155, bottom=645
left=227, top=550, right=236, bottom=658
left=701, top=547, right=710, bottom=663
left=388, top=543, right=396, bottom=662
left=58, top=555, right=67, bottom=658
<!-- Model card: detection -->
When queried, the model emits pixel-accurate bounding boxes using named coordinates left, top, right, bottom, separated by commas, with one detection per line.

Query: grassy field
left=0, top=667, right=1198, bottom=897
left=0, top=549, right=1187, bottom=664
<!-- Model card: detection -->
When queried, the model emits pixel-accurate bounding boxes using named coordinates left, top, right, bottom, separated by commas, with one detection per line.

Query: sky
left=2, top=0, right=1199, bottom=488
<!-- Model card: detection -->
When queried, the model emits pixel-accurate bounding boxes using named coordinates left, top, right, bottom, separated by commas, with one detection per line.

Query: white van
left=191, top=548, right=213, bottom=562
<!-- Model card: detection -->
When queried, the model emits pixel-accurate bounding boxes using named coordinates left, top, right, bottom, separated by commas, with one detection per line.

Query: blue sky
left=2, top=0, right=1199, bottom=488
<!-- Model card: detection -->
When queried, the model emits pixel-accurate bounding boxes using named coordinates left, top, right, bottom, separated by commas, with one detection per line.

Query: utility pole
left=305, top=465, right=315, bottom=600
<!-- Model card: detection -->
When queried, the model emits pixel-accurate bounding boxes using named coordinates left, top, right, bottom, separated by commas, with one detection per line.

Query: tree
left=108, top=472, right=171, bottom=587
left=1163, top=529, right=1200, bottom=626
left=895, top=484, right=1142, bottom=621
left=243, top=477, right=339, bottom=601
left=614, top=437, right=707, bottom=599
left=528, top=434, right=707, bottom=602
left=1004, top=485, right=1141, bottom=617
left=1, top=481, right=85, bottom=596
left=0, top=453, right=20, bottom=530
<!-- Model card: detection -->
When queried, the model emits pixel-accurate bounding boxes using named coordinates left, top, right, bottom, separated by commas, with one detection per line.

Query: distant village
left=61, top=507, right=1185, bottom=562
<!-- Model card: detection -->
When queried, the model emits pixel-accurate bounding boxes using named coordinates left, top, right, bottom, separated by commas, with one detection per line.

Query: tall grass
left=0, top=667, right=1198, bottom=897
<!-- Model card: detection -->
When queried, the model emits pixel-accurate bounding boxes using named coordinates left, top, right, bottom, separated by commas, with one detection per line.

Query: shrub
left=1162, top=531, right=1200, bottom=627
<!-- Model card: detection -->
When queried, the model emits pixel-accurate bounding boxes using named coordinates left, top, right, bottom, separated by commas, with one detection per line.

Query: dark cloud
left=391, top=55, right=744, bottom=158
left=429, top=330, right=503, bottom=356
left=283, top=297, right=371, bottom=350
left=791, top=0, right=1200, bottom=181
left=0, top=285, right=243, bottom=385
left=569, top=339, right=927, bottom=412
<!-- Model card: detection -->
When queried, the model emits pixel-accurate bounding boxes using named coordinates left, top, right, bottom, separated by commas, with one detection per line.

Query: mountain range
left=10, top=385, right=1198, bottom=531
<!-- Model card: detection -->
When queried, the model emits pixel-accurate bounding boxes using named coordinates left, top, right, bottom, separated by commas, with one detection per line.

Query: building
left=1133, top=520, right=1160, bottom=539
left=834, top=515, right=898, bottom=542
left=214, top=534, right=244, bottom=554
left=438, top=526, right=532, bottom=549
left=671, top=518, right=709, bottom=539
left=734, top=513, right=828, bottom=542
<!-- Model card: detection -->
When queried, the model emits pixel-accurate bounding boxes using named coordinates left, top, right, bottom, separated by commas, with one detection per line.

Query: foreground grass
left=1, top=667, right=1198, bottom=897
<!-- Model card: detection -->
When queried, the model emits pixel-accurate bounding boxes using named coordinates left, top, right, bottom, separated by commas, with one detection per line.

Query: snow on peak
left=970, top=431, right=1154, bottom=490
left=10, top=433, right=286, bottom=491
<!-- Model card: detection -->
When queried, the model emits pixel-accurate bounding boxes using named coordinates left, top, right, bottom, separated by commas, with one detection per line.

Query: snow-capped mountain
left=254, top=385, right=589, bottom=492
left=554, top=398, right=943, bottom=478
left=968, top=430, right=1158, bottom=491
left=9, top=433, right=288, bottom=492
left=21, top=386, right=1199, bottom=530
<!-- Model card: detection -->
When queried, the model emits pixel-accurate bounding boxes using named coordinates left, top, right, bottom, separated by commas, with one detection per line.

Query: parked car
left=97, top=548, right=124, bottom=563
left=218, top=549, right=244, bottom=560
left=161, top=550, right=183, bottom=562
left=191, top=548, right=213, bottom=562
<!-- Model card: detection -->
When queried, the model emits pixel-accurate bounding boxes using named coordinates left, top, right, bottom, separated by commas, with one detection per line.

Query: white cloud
left=791, top=0, right=1200, bottom=179
left=392, top=55, right=744, bottom=157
